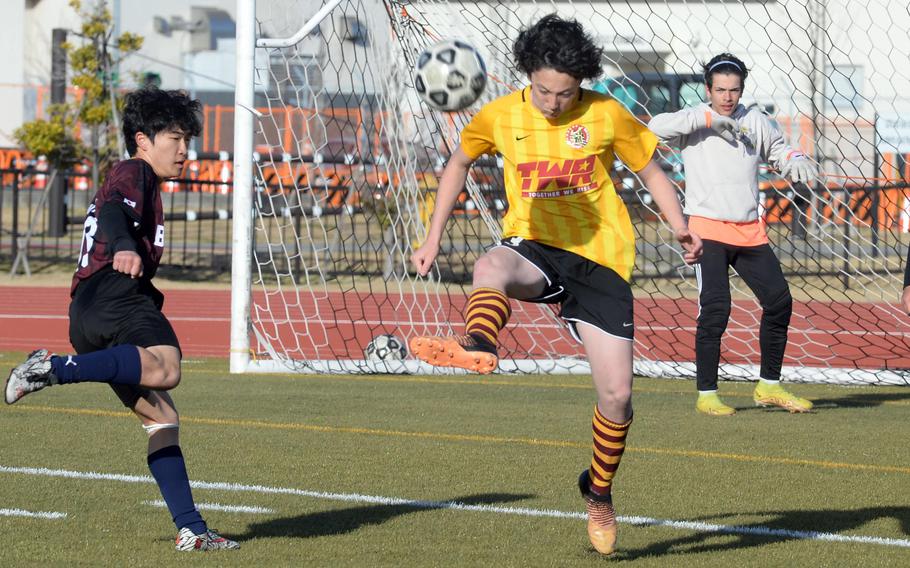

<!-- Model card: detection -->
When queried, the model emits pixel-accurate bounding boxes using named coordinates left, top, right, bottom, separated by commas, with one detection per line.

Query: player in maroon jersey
left=4, top=88, right=238, bottom=551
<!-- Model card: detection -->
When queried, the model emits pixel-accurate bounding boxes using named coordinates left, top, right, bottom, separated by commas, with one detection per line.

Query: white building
left=0, top=0, right=386, bottom=150
left=3, top=0, right=909, bottom=161
left=1, top=0, right=239, bottom=147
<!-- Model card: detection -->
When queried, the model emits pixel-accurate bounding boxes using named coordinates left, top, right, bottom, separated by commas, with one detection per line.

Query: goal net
left=231, top=0, right=910, bottom=384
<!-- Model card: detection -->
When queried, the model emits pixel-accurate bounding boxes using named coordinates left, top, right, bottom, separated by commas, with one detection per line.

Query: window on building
left=825, top=64, right=863, bottom=112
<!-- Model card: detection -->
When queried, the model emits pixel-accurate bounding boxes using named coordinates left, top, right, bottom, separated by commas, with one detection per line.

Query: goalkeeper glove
left=700, top=111, right=740, bottom=143
left=780, top=152, right=817, bottom=185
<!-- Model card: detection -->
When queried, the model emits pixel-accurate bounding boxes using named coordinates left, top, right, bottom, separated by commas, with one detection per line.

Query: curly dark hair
left=513, top=14, right=603, bottom=80
left=703, top=53, right=749, bottom=88
left=122, top=87, right=203, bottom=156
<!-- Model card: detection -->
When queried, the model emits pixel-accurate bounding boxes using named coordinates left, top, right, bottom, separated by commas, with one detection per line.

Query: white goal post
left=231, top=0, right=910, bottom=385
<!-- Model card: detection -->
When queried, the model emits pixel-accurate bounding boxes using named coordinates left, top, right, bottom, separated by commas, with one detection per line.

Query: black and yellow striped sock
left=465, top=287, right=511, bottom=346
left=588, top=405, right=632, bottom=497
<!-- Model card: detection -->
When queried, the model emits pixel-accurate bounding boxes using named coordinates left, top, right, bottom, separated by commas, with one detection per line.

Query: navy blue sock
left=147, top=445, right=207, bottom=535
left=50, top=345, right=141, bottom=385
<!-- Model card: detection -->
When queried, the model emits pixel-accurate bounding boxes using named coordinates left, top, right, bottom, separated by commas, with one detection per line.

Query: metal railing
left=0, top=168, right=235, bottom=276
left=1, top=165, right=908, bottom=284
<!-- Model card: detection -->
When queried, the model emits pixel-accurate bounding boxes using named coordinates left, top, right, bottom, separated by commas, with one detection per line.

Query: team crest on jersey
left=565, top=124, right=589, bottom=149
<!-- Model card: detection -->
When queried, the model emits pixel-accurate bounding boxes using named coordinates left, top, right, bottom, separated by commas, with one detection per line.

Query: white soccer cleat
left=174, top=527, right=240, bottom=551
left=5, top=349, right=55, bottom=405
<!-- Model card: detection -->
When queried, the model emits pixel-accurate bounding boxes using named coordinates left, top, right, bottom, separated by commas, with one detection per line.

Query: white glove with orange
left=780, top=152, right=818, bottom=185
left=699, top=111, right=740, bottom=143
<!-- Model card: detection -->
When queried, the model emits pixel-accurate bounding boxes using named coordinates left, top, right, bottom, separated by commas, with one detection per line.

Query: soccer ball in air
left=364, top=334, right=408, bottom=361
left=414, top=39, right=487, bottom=112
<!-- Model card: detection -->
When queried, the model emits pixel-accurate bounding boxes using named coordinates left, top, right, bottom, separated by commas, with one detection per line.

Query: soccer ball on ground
left=414, top=39, right=486, bottom=112
left=365, top=334, right=408, bottom=361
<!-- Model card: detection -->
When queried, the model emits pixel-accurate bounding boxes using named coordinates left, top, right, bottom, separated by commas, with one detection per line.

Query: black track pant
left=694, top=240, right=792, bottom=391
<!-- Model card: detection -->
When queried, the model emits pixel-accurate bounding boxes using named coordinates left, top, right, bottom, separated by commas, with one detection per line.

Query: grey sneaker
left=5, top=349, right=55, bottom=405
left=175, top=527, right=240, bottom=551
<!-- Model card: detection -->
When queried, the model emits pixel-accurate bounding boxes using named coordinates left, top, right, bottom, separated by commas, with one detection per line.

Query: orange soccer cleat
left=578, top=469, right=617, bottom=555
left=409, top=333, right=498, bottom=374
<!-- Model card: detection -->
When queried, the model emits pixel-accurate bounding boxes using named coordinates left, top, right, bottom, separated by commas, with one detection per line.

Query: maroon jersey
left=71, top=159, right=165, bottom=296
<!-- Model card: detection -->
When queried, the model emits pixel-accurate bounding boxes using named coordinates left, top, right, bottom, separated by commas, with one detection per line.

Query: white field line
left=2, top=464, right=909, bottom=548
left=143, top=500, right=274, bottom=514
left=0, top=314, right=231, bottom=323
left=0, top=507, right=66, bottom=519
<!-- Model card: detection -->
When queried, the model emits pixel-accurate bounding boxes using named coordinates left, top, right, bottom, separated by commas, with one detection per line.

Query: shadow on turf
left=228, top=492, right=534, bottom=541
left=807, top=390, right=910, bottom=409
left=723, top=390, right=910, bottom=413
left=612, top=505, right=910, bottom=560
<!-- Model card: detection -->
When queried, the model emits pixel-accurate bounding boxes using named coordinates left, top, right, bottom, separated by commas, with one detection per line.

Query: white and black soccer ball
left=364, top=334, right=408, bottom=361
left=414, top=39, right=487, bottom=112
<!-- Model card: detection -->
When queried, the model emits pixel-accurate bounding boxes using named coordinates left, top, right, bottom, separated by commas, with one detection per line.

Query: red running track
left=1, top=286, right=909, bottom=370
left=0, top=286, right=232, bottom=357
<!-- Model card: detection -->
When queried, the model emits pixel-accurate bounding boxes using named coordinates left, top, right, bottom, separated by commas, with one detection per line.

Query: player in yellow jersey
left=409, top=15, right=702, bottom=555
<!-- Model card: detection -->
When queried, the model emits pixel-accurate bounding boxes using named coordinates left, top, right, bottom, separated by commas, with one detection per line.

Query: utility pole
left=48, top=27, right=68, bottom=237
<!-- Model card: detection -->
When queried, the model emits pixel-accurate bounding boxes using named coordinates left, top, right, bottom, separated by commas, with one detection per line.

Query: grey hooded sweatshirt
left=648, top=102, right=800, bottom=223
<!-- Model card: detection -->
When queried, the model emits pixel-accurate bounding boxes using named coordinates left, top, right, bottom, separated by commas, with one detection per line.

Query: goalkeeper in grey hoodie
left=648, top=53, right=815, bottom=415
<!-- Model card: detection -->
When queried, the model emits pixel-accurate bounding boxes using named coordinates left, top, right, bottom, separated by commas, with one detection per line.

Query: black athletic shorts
left=69, top=266, right=181, bottom=407
left=495, top=237, right=635, bottom=341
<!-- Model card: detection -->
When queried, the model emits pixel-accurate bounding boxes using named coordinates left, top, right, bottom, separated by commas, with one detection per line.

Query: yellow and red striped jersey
left=460, top=87, right=657, bottom=281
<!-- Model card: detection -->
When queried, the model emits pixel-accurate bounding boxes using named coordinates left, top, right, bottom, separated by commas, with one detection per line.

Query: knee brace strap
left=142, top=422, right=179, bottom=435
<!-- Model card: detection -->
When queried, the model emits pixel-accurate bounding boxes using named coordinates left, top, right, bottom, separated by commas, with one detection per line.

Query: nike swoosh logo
left=622, top=322, right=633, bottom=327
left=515, top=135, right=531, bottom=141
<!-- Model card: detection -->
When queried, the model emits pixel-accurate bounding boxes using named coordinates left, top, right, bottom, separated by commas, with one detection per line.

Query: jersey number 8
left=78, top=205, right=98, bottom=268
